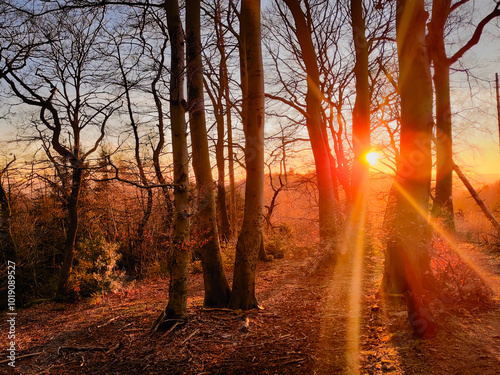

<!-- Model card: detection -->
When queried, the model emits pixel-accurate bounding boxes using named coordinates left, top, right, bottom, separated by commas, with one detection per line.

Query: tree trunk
left=153, top=0, right=190, bottom=330
left=0, top=176, right=23, bottom=308
left=282, top=0, right=338, bottom=244
left=134, top=189, right=153, bottom=269
left=230, top=0, right=265, bottom=310
left=0, top=178, right=17, bottom=264
left=429, top=0, right=455, bottom=230
left=186, top=0, right=231, bottom=308
left=57, top=163, right=83, bottom=298
left=215, top=105, right=232, bottom=242
left=383, top=0, right=437, bottom=338
left=213, top=1, right=233, bottom=241
left=496, top=73, right=500, bottom=153
left=453, top=161, right=500, bottom=233
left=226, top=88, right=237, bottom=233
left=151, top=37, right=174, bottom=245
left=350, top=0, right=371, bottom=209
left=124, top=60, right=153, bottom=270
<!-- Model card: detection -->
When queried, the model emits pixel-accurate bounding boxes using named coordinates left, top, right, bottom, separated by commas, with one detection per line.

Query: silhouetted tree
left=230, top=0, right=266, bottom=310
left=279, top=0, right=338, bottom=243
left=382, top=0, right=437, bottom=338
left=429, top=0, right=500, bottom=229
left=186, top=0, right=231, bottom=307
left=350, top=0, right=371, bottom=207
left=153, top=0, right=191, bottom=330
left=1, top=9, right=120, bottom=298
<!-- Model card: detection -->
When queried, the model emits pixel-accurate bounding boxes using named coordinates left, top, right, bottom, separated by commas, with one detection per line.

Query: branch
left=377, top=58, right=399, bottom=93
left=98, top=157, right=177, bottom=190
left=1, top=156, right=16, bottom=177
left=83, top=106, right=118, bottom=160
left=449, top=0, right=471, bottom=14
left=448, top=3, right=500, bottom=65
left=10, top=0, right=163, bottom=17
left=265, top=93, right=308, bottom=118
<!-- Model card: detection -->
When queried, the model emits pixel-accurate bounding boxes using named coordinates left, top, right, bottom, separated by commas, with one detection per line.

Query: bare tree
left=230, top=0, right=266, bottom=310
left=382, top=0, right=437, bottom=338
left=1, top=9, right=121, bottom=298
left=278, top=0, right=339, bottom=243
left=350, top=0, right=371, bottom=208
left=0, top=158, right=17, bottom=265
left=153, top=0, right=190, bottom=329
left=186, top=0, right=231, bottom=307
left=429, top=0, right=500, bottom=229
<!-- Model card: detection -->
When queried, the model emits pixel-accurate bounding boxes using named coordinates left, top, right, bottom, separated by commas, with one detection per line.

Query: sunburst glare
left=365, top=151, right=379, bottom=166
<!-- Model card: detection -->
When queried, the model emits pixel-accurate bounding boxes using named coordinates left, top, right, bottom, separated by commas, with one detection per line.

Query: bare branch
left=100, top=156, right=177, bottom=190
left=448, top=3, right=500, bottom=65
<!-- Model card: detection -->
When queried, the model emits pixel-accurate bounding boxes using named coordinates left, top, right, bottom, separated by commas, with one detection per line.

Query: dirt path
left=1, top=243, right=499, bottom=374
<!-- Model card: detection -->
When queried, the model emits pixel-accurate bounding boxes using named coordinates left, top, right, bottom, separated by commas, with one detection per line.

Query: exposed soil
left=1, top=243, right=500, bottom=374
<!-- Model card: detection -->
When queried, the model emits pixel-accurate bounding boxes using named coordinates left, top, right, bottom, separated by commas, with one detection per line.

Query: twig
left=57, top=346, right=107, bottom=355
left=181, top=329, right=200, bottom=345
left=164, top=321, right=181, bottom=335
left=277, top=358, right=306, bottom=366
left=123, top=328, right=148, bottom=332
left=0, top=352, right=42, bottom=364
left=97, top=315, right=121, bottom=328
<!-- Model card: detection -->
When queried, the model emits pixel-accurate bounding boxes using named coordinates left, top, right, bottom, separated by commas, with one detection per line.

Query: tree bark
left=215, top=101, right=232, bottom=242
left=383, top=0, right=437, bottom=338
left=429, top=0, right=455, bottom=230
left=230, top=0, right=265, bottom=310
left=121, top=53, right=153, bottom=270
left=186, top=0, right=231, bottom=308
left=214, top=1, right=233, bottom=240
left=153, top=0, right=190, bottom=330
left=282, top=0, right=338, bottom=244
left=429, top=0, right=500, bottom=229
left=57, top=162, right=83, bottom=298
left=151, top=37, right=174, bottom=245
left=0, top=165, right=23, bottom=308
left=0, top=174, right=17, bottom=264
left=350, top=0, right=371, bottom=209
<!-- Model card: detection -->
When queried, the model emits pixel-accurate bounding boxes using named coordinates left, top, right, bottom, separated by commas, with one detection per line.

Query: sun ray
left=345, top=197, right=367, bottom=374
left=392, top=180, right=500, bottom=296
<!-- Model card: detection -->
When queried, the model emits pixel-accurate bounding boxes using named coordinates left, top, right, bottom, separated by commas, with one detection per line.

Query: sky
left=0, top=0, right=499, bottom=180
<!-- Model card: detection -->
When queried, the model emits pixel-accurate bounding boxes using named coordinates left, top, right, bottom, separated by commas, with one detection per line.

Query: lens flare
left=365, top=152, right=379, bottom=166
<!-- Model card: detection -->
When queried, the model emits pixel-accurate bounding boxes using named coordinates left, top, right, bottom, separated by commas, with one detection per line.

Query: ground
left=1, top=242, right=500, bottom=374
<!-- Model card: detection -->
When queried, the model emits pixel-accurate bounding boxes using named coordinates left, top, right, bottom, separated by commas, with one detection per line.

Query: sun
left=365, top=151, right=379, bottom=166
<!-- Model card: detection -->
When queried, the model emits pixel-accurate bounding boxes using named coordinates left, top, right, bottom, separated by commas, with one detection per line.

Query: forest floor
left=2, top=240, right=500, bottom=374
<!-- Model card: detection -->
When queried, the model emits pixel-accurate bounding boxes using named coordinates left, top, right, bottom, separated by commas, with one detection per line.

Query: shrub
left=69, top=236, right=124, bottom=298
left=430, top=236, right=493, bottom=307
left=264, top=223, right=294, bottom=260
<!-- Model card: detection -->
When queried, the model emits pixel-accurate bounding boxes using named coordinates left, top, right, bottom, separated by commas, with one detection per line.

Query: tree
left=0, top=157, right=23, bottom=308
left=350, top=0, right=371, bottom=208
left=429, top=0, right=500, bottom=230
left=1, top=9, right=120, bottom=298
left=203, top=12, right=232, bottom=241
left=185, top=0, right=231, bottom=307
left=382, top=0, right=437, bottom=338
left=112, top=31, right=154, bottom=273
left=0, top=158, right=17, bottom=265
left=279, top=0, right=338, bottom=244
left=153, top=0, right=191, bottom=329
left=204, top=0, right=248, bottom=239
left=230, top=0, right=266, bottom=310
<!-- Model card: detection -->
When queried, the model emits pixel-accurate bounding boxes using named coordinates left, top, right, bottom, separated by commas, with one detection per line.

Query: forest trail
left=2, top=242, right=500, bottom=374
